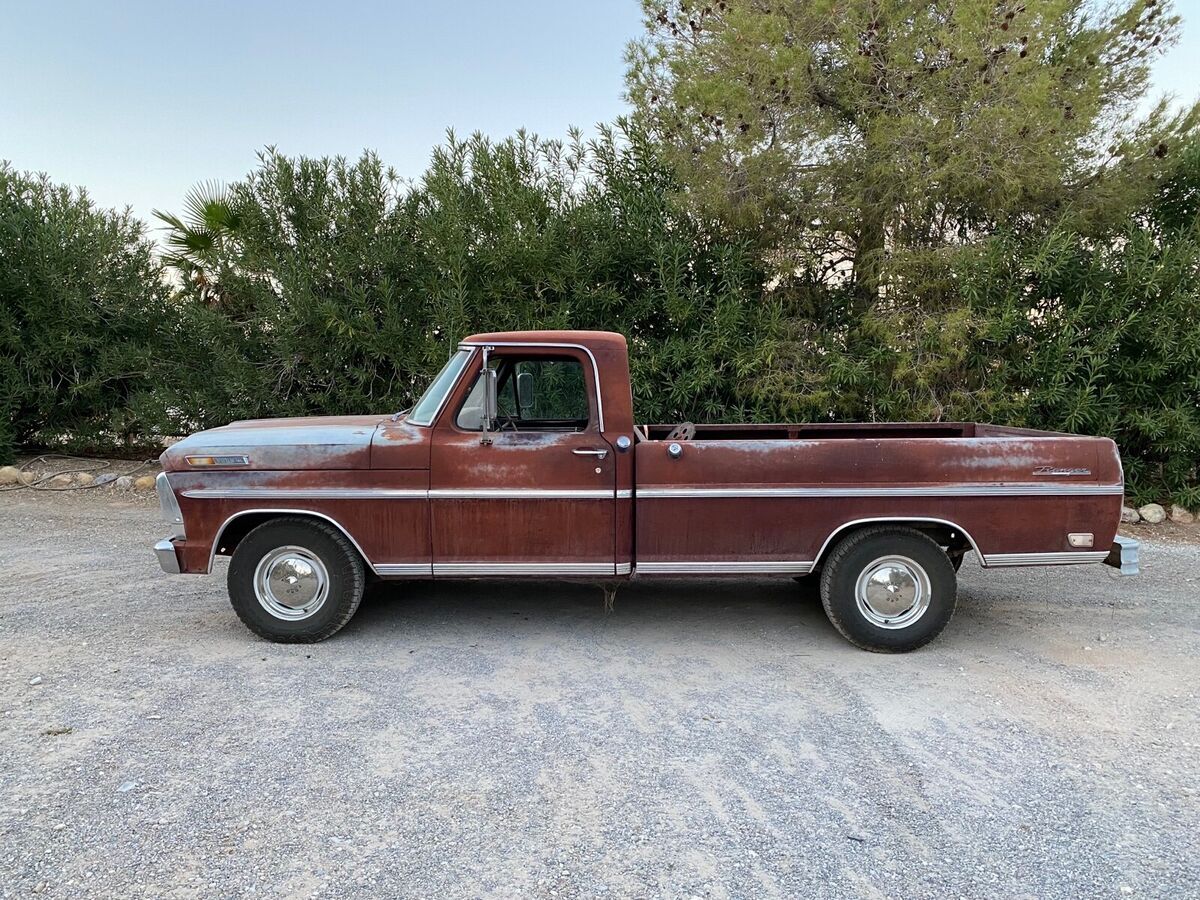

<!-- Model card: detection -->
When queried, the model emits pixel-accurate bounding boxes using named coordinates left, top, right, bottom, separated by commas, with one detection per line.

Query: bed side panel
left=633, top=435, right=1122, bottom=569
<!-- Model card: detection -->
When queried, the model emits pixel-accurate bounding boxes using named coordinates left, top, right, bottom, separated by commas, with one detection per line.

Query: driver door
left=429, top=346, right=617, bottom=575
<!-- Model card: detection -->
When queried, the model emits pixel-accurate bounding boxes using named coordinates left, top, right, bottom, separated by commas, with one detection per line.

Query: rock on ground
left=114, top=475, right=135, bottom=491
left=1121, top=506, right=1140, bottom=524
left=1170, top=505, right=1195, bottom=525
left=0, top=465, right=21, bottom=485
left=1138, top=503, right=1167, bottom=524
left=133, top=474, right=157, bottom=491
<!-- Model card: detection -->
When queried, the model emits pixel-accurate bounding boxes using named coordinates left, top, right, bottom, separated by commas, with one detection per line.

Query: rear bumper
left=1105, top=535, right=1140, bottom=576
left=154, top=538, right=181, bottom=575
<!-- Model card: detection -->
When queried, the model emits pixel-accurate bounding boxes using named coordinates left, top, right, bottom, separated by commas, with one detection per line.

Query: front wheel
left=819, top=526, right=957, bottom=653
left=227, top=517, right=365, bottom=643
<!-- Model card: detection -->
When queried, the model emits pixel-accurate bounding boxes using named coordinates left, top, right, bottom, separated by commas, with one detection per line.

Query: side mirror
left=482, top=367, right=499, bottom=432
left=516, top=371, right=534, bottom=416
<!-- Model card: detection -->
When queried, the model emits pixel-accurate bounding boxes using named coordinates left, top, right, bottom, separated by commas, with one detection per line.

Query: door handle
left=572, top=448, right=609, bottom=460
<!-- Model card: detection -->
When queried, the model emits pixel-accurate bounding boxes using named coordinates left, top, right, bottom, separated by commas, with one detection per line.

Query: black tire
left=227, top=517, right=365, bottom=643
left=819, top=526, right=957, bottom=653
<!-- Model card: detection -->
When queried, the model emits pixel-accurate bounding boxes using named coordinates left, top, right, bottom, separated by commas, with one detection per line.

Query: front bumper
left=1104, top=535, right=1140, bottom=576
left=154, top=538, right=181, bottom=575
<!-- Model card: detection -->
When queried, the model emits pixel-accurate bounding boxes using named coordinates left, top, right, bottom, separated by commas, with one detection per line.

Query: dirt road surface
left=1, top=492, right=1197, bottom=898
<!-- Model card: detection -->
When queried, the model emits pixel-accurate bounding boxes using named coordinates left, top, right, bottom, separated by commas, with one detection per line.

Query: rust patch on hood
left=162, top=415, right=386, bottom=472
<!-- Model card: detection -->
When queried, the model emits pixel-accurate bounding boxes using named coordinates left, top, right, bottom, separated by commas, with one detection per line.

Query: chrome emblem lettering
left=1032, top=466, right=1092, bottom=477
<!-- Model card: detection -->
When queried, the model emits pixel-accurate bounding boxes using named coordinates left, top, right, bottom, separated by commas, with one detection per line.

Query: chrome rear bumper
left=1105, top=535, right=1140, bottom=576
left=154, top=538, right=181, bottom=575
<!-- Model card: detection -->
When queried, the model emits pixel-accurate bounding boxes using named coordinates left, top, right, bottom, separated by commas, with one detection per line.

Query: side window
left=455, top=356, right=590, bottom=431
left=511, top=360, right=587, bottom=421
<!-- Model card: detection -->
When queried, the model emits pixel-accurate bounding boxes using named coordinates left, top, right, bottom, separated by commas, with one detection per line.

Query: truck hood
left=161, top=415, right=386, bottom=471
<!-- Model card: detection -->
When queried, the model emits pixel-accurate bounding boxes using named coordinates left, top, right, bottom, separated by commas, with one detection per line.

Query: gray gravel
left=1, top=492, right=1197, bottom=899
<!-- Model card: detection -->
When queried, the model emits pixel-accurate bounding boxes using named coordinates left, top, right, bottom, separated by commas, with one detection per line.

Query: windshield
left=406, top=348, right=473, bottom=426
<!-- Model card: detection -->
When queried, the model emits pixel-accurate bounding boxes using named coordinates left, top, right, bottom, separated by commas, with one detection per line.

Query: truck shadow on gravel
left=345, top=575, right=852, bottom=646
left=334, top=566, right=1120, bottom=654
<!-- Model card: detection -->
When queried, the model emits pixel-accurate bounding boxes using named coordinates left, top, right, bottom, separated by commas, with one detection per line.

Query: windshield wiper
left=390, top=406, right=413, bottom=423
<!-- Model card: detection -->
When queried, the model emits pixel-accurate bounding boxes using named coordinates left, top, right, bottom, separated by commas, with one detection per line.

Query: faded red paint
left=157, top=331, right=1124, bottom=578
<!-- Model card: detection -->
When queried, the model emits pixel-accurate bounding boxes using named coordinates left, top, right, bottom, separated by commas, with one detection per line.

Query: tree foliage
left=626, top=0, right=1195, bottom=305
left=0, top=163, right=174, bottom=459
left=2, top=106, right=1195, bottom=504
left=149, top=126, right=776, bottom=431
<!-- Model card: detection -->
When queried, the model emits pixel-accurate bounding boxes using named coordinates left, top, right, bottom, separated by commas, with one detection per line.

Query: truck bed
left=631, top=421, right=1123, bottom=573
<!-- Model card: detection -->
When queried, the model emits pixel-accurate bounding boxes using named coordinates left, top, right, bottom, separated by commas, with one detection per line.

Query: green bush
left=148, top=126, right=1197, bottom=504
left=742, top=153, right=1200, bottom=506
left=4, top=126, right=1195, bottom=505
left=0, top=164, right=174, bottom=454
left=970, top=174, right=1200, bottom=508
left=153, top=126, right=776, bottom=430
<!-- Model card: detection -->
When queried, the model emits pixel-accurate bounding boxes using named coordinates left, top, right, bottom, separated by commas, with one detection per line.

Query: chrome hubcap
left=855, top=555, right=932, bottom=629
left=253, top=546, right=329, bottom=621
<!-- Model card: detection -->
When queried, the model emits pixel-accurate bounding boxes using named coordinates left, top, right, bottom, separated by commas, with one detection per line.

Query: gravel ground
left=1, top=492, right=1197, bottom=899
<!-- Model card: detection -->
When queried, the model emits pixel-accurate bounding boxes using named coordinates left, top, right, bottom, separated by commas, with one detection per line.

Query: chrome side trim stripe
left=636, top=560, right=816, bottom=575
left=375, top=563, right=434, bottom=576
left=429, top=488, right=616, bottom=500
left=184, top=488, right=428, bottom=500
left=185, top=484, right=1122, bottom=501
left=433, top=562, right=616, bottom=576
left=615, top=562, right=633, bottom=575
left=637, top=484, right=1124, bottom=498
left=982, top=551, right=1110, bottom=567
left=185, top=488, right=629, bottom=500
left=208, top=511, right=623, bottom=579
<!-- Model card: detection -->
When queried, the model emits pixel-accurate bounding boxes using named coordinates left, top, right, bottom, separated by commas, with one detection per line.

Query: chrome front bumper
left=1104, top=535, right=1140, bottom=576
left=154, top=538, right=181, bottom=575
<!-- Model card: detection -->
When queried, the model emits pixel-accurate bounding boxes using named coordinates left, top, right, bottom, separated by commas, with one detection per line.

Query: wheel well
left=212, top=512, right=278, bottom=559
left=814, top=519, right=977, bottom=567
left=210, top=511, right=371, bottom=573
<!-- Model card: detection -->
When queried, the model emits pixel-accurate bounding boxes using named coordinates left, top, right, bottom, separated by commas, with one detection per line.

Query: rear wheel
left=819, top=526, right=957, bottom=652
left=227, top=517, right=365, bottom=643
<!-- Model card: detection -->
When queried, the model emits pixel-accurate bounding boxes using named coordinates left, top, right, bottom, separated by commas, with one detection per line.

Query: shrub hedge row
left=1, top=132, right=1197, bottom=504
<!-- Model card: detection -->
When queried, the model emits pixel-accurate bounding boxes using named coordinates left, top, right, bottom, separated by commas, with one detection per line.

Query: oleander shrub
left=152, top=126, right=777, bottom=430
left=151, top=126, right=1198, bottom=503
left=5, top=124, right=1195, bottom=505
left=745, top=142, right=1200, bottom=506
left=974, top=150, right=1200, bottom=507
left=0, top=164, right=174, bottom=454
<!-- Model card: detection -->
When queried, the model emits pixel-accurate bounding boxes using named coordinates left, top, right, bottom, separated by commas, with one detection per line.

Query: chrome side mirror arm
left=481, top=346, right=497, bottom=445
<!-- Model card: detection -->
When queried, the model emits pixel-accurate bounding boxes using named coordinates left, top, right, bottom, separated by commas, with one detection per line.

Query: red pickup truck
left=154, top=330, right=1138, bottom=652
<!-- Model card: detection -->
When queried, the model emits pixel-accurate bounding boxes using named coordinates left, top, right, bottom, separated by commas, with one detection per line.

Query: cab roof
left=462, top=330, right=628, bottom=352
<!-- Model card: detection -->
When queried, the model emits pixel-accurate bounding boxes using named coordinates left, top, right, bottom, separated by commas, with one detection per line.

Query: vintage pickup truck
left=154, top=330, right=1138, bottom=652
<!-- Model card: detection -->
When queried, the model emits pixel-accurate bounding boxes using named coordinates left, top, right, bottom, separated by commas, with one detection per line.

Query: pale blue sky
left=2, top=0, right=1197, bottom=230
